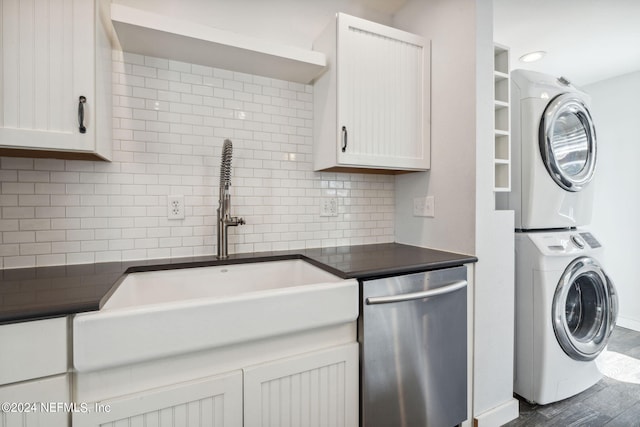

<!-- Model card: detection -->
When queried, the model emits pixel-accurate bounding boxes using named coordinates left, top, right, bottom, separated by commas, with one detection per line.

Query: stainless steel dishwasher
left=359, top=266, right=468, bottom=427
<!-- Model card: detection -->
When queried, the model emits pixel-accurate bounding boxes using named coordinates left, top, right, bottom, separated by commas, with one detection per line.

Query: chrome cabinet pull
left=341, top=126, right=348, bottom=152
left=78, top=96, right=87, bottom=134
left=366, top=280, right=467, bottom=305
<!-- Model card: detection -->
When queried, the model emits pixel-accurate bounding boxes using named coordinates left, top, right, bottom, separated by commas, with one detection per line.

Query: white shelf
left=494, top=45, right=509, bottom=75
left=111, top=4, right=327, bottom=84
left=493, top=43, right=511, bottom=192
left=494, top=163, right=511, bottom=193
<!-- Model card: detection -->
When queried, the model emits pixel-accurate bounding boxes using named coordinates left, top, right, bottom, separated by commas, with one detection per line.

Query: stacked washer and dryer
left=501, top=70, right=618, bottom=405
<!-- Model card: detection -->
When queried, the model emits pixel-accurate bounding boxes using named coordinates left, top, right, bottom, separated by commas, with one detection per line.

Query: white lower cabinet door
left=72, top=370, right=242, bottom=427
left=243, top=343, right=358, bottom=427
left=0, top=374, right=69, bottom=427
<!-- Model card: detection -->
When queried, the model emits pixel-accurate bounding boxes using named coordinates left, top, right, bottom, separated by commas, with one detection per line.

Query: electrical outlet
left=167, top=195, right=185, bottom=220
left=320, top=197, right=338, bottom=217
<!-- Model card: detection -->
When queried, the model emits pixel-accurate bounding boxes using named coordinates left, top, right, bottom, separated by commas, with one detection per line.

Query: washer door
left=539, top=93, right=597, bottom=192
left=552, top=256, right=617, bottom=361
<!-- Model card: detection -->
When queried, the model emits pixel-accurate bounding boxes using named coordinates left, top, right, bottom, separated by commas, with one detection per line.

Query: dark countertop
left=0, top=243, right=477, bottom=324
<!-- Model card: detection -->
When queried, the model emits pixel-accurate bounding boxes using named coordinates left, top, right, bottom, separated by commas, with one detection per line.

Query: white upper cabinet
left=0, top=0, right=112, bottom=160
left=313, top=13, right=430, bottom=173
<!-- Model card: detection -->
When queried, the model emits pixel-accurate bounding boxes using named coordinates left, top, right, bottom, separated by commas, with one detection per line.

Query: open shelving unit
left=493, top=44, right=511, bottom=192
left=110, top=4, right=327, bottom=84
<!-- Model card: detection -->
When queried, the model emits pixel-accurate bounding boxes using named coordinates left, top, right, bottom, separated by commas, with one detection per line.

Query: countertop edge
left=0, top=243, right=477, bottom=324
left=344, top=257, right=478, bottom=280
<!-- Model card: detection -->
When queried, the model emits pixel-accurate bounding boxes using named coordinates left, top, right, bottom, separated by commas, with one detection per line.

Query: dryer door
left=552, top=256, right=617, bottom=361
left=539, top=93, right=597, bottom=192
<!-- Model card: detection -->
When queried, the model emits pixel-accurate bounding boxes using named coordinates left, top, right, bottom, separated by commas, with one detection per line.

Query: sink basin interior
left=103, top=259, right=343, bottom=310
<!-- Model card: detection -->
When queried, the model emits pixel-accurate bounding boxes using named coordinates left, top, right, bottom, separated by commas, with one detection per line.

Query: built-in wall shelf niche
left=493, top=44, right=511, bottom=192
left=110, top=4, right=327, bottom=84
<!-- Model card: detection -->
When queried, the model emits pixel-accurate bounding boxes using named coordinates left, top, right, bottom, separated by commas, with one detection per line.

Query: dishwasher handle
left=365, top=280, right=467, bottom=305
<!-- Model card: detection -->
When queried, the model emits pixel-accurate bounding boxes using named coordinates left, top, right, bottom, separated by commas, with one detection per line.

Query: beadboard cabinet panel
left=73, top=371, right=243, bottom=427
left=243, top=343, right=358, bottom=427
left=0, top=0, right=112, bottom=160
left=338, top=17, right=424, bottom=168
left=0, top=375, right=69, bottom=427
left=314, top=13, right=429, bottom=173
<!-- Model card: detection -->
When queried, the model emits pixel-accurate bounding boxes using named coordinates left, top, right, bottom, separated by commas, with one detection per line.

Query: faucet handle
left=226, top=216, right=245, bottom=227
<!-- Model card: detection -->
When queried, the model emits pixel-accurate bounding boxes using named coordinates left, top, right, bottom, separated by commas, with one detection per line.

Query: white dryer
left=502, top=70, right=598, bottom=230
left=514, top=230, right=617, bottom=405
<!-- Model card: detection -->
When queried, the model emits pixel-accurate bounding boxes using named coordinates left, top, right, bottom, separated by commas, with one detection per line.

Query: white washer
left=502, top=70, right=598, bottom=230
left=514, top=230, right=617, bottom=405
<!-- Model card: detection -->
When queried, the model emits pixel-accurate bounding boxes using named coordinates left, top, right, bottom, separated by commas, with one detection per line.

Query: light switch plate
left=413, top=196, right=435, bottom=217
left=424, top=196, right=435, bottom=217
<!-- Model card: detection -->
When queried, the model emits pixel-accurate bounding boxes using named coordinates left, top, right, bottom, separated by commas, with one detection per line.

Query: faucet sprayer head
left=219, top=139, right=233, bottom=190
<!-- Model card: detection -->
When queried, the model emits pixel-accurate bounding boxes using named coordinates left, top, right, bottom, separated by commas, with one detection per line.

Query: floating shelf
left=111, top=4, right=327, bottom=84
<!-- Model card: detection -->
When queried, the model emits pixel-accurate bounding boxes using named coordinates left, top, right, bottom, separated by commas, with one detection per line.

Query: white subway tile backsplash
left=66, top=252, right=94, bottom=265
left=4, top=232, right=35, bottom=244
left=0, top=52, right=395, bottom=268
left=52, top=241, right=81, bottom=253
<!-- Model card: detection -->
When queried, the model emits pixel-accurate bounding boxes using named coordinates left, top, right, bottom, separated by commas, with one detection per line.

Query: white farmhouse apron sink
left=73, top=259, right=358, bottom=372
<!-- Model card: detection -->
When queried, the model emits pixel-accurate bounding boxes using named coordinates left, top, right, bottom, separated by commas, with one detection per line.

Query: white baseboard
left=616, top=316, right=640, bottom=332
left=474, top=398, right=519, bottom=427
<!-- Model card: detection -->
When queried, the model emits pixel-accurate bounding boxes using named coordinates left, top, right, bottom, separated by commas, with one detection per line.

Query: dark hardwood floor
left=504, top=327, right=640, bottom=427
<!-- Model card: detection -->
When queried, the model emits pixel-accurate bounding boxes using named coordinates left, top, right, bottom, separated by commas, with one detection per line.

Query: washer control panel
left=579, top=232, right=601, bottom=248
left=570, top=234, right=585, bottom=249
left=528, top=230, right=602, bottom=255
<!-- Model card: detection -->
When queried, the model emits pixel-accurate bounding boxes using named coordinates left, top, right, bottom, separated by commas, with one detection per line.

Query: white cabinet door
left=0, top=375, right=69, bottom=427
left=314, top=13, right=428, bottom=172
left=243, top=343, right=358, bottom=427
left=0, top=0, right=111, bottom=160
left=338, top=14, right=426, bottom=170
left=73, top=370, right=243, bottom=427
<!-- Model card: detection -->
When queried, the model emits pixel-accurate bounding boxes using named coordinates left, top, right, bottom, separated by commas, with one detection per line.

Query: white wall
left=472, top=0, right=518, bottom=423
left=394, top=0, right=517, bottom=424
left=0, top=51, right=394, bottom=269
left=393, top=0, right=476, bottom=255
left=586, top=71, right=640, bottom=331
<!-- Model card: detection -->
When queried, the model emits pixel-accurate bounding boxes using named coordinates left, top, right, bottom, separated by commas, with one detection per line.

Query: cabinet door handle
left=341, top=126, right=348, bottom=152
left=78, top=96, right=87, bottom=134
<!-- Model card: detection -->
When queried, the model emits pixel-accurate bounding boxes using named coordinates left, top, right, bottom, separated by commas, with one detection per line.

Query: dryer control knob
left=571, top=235, right=585, bottom=249
left=558, top=76, right=571, bottom=86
